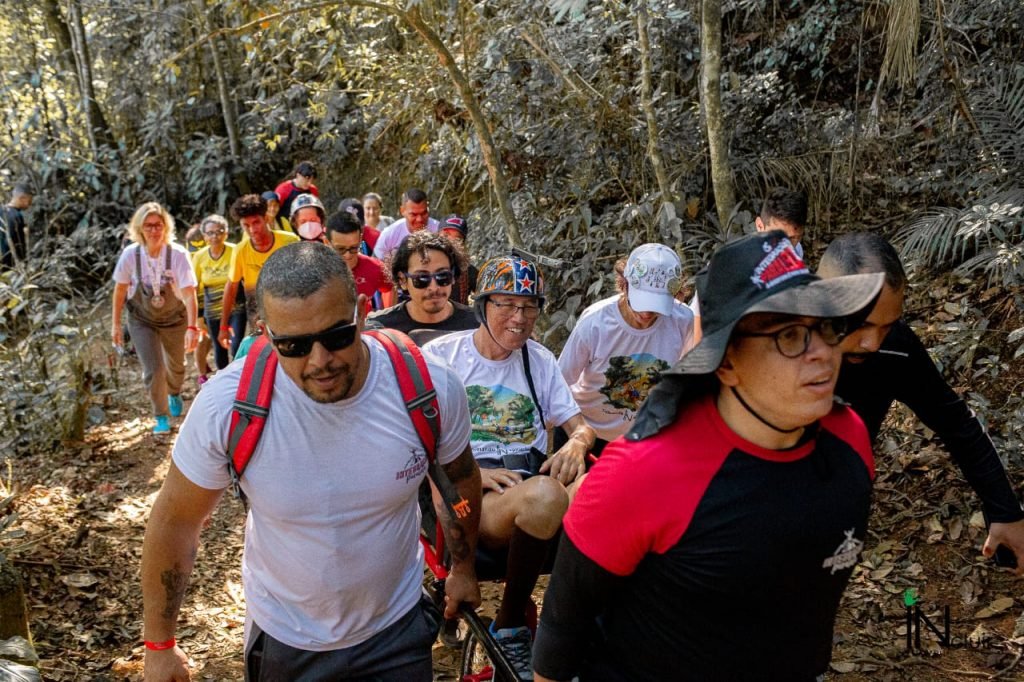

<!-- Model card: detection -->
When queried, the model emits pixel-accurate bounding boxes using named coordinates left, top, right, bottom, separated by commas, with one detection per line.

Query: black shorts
left=245, top=593, right=441, bottom=681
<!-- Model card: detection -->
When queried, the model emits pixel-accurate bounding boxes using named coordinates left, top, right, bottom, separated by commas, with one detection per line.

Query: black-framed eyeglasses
left=488, top=300, right=542, bottom=319
left=734, top=318, right=847, bottom=358
left=266, top=310, right=359, bottom=358
left=404, top=269, right=454, bottom=289
left=334, top=245, right=361, bottom=256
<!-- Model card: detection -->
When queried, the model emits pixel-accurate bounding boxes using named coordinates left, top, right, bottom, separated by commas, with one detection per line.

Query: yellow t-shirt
left=192, top=243, right=237, bottom=318
left=229, top=230, right=300, bottom=293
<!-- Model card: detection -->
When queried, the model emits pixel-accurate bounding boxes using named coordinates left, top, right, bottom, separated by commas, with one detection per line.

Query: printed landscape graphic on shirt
left=466, top=384, right=537, bottom=443
left=600, top=353, right=670, bottom=410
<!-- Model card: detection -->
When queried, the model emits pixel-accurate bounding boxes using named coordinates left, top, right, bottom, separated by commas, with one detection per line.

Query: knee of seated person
left=516, top=477, right=569, bottom=537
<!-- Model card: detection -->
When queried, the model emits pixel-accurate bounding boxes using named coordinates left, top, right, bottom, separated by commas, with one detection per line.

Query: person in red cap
left=440, top=213, right=477, bottom=305
left=533, top=231, right=885, bottom=682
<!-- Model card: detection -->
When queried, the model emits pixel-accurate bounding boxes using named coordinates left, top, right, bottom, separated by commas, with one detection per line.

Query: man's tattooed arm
left=437, top=445, right=481, bottom=568
left=141, top=464, right=222, bottom=645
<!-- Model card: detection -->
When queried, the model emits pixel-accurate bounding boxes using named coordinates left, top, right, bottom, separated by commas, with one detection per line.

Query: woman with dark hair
left=274, top=160, right=319, bottom=218
left=111, top=202, right=200, bottom=434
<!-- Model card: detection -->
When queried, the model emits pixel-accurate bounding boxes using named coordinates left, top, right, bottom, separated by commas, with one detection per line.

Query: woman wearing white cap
left=557, top=243, right=697, bottom=454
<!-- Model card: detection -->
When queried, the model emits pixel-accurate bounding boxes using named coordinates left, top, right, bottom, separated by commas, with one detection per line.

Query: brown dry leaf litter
left=4, top=350, right=1024, bottom=680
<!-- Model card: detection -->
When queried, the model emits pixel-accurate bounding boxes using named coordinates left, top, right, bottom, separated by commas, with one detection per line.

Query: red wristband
left=144, top=638, right=176, bottom=651
left=187, top=326, right=200, bottom=332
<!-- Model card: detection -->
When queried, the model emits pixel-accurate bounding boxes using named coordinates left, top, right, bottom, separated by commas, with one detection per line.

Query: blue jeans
left=205, top=310, right=246, bottom=369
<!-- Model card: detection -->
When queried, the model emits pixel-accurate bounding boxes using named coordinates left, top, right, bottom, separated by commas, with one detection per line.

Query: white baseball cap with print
left=624, top=243, right=683, bottom=316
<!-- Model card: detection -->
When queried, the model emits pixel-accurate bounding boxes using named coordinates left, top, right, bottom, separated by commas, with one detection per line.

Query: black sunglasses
left=266, top=311, right=359, bottom=358
left=404, top=269, right=454, bottom=289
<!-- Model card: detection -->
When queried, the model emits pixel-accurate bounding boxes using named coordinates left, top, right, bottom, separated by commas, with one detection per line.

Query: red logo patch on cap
left=750, top=241, right=808, bottom=290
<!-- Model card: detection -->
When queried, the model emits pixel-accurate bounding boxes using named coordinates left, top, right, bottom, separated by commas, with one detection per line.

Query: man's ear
left=754, top=216, right=765, bottom=232
left=715, top=350, right=739, bottom=387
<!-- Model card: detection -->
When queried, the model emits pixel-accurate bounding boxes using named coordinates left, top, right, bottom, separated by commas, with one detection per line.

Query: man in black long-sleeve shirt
left=820, top=232, right=1024, bottom=572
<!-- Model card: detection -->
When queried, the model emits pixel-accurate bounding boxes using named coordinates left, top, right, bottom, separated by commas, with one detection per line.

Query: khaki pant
left=127, top=317, right=186, bottom=417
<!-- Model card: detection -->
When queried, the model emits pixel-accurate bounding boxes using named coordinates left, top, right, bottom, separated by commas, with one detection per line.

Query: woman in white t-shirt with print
left=557, top=243, right=696, bottom=453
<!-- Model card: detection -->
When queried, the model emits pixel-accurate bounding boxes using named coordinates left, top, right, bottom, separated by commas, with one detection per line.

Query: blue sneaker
left=168, top=395, right=183, bottom=417
left=489, top=622, right=533, bottom=681
left=153, top=415, right=171, bottom=434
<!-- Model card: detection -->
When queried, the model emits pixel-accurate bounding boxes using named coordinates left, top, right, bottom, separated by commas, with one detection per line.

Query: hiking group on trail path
left=109, top=179, right=1024, bottom=682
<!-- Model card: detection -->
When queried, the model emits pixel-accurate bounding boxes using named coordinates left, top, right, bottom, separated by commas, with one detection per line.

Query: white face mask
left=297, top=221, right=324, bottom=241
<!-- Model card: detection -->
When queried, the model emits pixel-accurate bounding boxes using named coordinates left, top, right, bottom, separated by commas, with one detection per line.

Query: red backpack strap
left=226, top=335, right=277, bottom=502
left=365, top=329, right=470, bottom=519
left=365, top=329, right=439, bottom=460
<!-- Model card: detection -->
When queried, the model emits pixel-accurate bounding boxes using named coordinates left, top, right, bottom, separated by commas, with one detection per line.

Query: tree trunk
left=64, top=0, right=116, bottom=153
left=192, top=2, right=241, bottom=159
left=637, top=2, right=675, bottom=217
left=699, top=0, right=737, bottom=230
left=402, top=6, right=523, bottom=250
left=0, top=557, right=30, bottom=642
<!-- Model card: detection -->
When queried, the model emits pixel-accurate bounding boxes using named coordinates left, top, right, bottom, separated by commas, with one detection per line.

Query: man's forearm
left=219, top=280, right=239, bottom=326
left=141, top=507, right=203, bottom=640
left=437, top=448, right=482, bottom=571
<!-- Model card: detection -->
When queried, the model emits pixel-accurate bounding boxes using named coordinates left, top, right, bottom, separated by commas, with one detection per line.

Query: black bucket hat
left=672, top=230, right=884, bottom=375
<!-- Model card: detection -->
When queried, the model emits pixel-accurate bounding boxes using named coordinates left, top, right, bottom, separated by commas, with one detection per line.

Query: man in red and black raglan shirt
left=820, top=232, right=1024, bottom=571
left=532, top=231, right=886, bottom=682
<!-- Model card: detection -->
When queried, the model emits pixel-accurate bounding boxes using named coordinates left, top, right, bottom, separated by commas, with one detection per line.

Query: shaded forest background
left=0, top=0, right=1020, bottom=496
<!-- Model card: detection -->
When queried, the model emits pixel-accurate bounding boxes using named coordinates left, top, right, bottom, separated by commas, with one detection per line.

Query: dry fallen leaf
left=974, top=596, right=1015, bottom=619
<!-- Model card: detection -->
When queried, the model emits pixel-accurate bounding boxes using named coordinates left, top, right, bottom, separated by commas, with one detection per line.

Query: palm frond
left=879, top=0, right=921, bottom=89
left=895, top=188, right=1024, bottom=276
left=970, top=65, right=1024, bottom=172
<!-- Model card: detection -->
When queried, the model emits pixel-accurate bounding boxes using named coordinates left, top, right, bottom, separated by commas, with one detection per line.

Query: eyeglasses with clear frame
left=488, top=299, right=542, bottom=320
left=733, top=318, right=847, bottom=358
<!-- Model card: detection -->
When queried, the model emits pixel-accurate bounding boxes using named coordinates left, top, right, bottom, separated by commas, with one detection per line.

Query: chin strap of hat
left=730, top=386, right=804, bottom=434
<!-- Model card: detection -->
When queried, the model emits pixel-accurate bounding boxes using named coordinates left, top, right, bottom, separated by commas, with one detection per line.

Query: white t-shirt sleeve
left=112, top=245, right=136, bottom=285
left=172, top=366, right=237, bottom=490
left=432, top=360, right=472, bottom=465
left=557, top=315, right=593, bottom=386
left=172, top=245, right=199, bottom=289
left=532, top=343, right=581, bottom=429
left=372, top=223, right=402, bottom=260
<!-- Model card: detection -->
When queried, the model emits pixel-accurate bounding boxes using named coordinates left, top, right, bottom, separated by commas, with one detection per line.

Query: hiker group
left=130, top=179, right=1024, bottom=682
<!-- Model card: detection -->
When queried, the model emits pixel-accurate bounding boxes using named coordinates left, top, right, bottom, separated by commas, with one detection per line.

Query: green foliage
left=0, top=255, right=101, bottom=454
left=896, top=190, right=1024, bottom=287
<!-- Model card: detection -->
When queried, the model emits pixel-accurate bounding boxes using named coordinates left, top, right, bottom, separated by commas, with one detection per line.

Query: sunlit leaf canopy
left=0, top=0, right=1020, bottom=291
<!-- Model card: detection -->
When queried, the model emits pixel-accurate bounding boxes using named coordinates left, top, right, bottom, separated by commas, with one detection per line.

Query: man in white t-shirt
left=424, top=255, right=595, bottom=681
left=141, top=242, right=482, bottom=682
left=559, top=244, right=696, bottom=453
left=372, top=188, right=441, bottom=263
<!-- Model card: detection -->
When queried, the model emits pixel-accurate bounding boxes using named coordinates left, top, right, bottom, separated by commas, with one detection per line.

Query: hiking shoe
left=153, top=415, right=171, bottom=435
left=168, top=394, right=183, bottom=417
left=490, top=623, right=533, bottom=681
